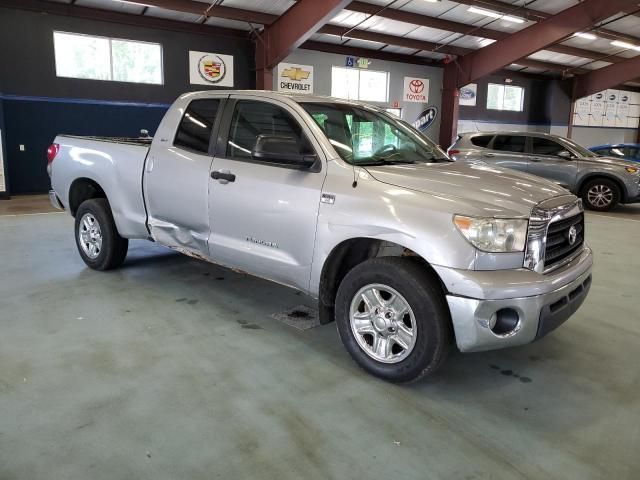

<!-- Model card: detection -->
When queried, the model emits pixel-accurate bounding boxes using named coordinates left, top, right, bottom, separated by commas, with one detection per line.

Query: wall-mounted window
left=486, top=83, right=524, bottom=111
left=53, top=31, right=163, bottom=85
left=331, top=66, right=389, bottom=102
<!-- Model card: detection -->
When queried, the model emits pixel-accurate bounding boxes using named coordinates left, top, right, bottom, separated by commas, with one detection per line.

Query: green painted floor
left=1, top=204, right=639, bottom=479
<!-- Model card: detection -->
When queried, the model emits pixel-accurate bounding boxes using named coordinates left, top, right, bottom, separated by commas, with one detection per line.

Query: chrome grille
left=544, top=212, right=584, bottom=269
left=524, top=197, right=584, bottom=274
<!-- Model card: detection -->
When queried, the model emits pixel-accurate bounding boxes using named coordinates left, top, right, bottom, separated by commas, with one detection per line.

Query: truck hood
left=364, top=161, right=567, bottom=217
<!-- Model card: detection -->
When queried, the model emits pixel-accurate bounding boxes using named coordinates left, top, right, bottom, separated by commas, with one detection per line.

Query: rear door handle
left=530, top=157, right=542, bottom=162
left=483, top=153, right=496, bottom=157
left=211, top=170, right=236, bottom=183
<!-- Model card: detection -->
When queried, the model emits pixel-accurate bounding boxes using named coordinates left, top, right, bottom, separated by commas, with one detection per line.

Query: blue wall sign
left=412, top=107, right=438, bottom=131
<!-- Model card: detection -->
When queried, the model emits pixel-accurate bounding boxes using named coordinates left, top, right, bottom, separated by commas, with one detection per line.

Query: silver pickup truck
left=48, top=91, right=593, bottom=383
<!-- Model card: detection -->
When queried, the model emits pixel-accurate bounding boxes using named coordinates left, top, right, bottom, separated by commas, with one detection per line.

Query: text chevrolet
left=48, top=91, right=593, bottom=383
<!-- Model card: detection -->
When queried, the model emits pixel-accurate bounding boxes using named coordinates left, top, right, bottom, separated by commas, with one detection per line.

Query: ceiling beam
left=452, top=0, right=640, bottom=45
left=122, top=0, right=277, bottom=25
left=452, top=0, right=638, bottom=87
left=255, top=0, right=351, bottom=89
left=300, top=40, right=439, bottom=67
left=574, top=54, right=640, bottom=99
left=319, top=25, right=587, bottom=75
left=346, top=1, right=630, bottom=64
left=0, top=0, right=248, bottom=38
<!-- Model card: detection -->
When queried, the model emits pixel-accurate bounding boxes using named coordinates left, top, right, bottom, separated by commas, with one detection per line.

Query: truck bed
left=58, top=135, right=153, bottom=147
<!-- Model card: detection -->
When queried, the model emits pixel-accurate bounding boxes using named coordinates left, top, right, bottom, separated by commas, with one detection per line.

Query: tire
left=74, top=198, right=128, bottom=270
left=335, top=257, right=452, bottom=383
left=581, top=178, right=621, bottom=212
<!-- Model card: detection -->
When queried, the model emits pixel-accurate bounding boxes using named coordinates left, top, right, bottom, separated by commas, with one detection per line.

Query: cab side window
left=531, top=137, right=566, bottom=156
left=174, top=99, right=221, bottom=154
left=226, top=100, right=313, bottom=160
left=492, top=135, right=525, bottom=153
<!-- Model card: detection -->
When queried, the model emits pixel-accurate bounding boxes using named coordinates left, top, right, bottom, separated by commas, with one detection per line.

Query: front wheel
left=581, top=178, right=621, bottom=211
left=335, top=257, right=452, bottom=383
left=75, top=198, right=128, bottom=270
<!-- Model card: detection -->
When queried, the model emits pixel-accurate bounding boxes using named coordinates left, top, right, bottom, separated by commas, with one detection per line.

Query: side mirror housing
left=252, top=134, right=317, bottom=169
left=557, top=150, right=573, bottom=159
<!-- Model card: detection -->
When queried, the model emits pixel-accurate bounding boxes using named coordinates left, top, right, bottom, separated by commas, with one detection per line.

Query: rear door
left=484, top=134, right=529, bottom=173
left=206, top=96, right=326, bottom=291
left=144, top=97, right=224, bottom=256
left=526, top=136, right=578, bottom=189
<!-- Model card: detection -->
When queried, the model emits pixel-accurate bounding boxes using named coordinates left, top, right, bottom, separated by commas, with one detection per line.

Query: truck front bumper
left=434, top=247, right=593, bottom=352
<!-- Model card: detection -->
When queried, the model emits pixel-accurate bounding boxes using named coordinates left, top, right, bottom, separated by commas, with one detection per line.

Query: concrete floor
left=1, top=195, right=639, bottom=479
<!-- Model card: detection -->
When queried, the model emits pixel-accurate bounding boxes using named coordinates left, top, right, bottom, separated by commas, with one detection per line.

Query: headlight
left=625, top=166, right=639, bottom=174
left=453, top=215, right=528, bottom=252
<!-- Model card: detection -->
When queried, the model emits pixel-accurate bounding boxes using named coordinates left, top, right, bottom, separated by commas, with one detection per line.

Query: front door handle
left=530, top=157, right=542, bottom=162
left=483, top=153, right=496, bottom=158
left=211, top=170, right=236, bottom=183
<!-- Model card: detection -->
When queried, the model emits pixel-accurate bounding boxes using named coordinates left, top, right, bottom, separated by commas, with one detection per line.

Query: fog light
left=490, top=308, right=520, bottom=335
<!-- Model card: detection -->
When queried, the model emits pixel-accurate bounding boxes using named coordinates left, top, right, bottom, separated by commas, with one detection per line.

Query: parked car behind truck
left=448, top=132, right=640, bottom=211
left=48, top=91, right=593, bottom=383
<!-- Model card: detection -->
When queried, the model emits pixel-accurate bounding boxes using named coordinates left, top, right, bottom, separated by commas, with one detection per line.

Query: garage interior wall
left=277, top=49, right=444, bottom=143
left=0, top=7, right=254, bottom=195
left=459, top=72, right=639, bottom=146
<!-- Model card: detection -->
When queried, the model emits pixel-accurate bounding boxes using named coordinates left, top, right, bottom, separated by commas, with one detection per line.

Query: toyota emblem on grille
left=567, top=225, right=578, bottom=246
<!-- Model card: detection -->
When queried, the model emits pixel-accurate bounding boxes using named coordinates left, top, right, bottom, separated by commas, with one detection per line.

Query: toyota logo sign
left=409, top=80, right=424, bottom=94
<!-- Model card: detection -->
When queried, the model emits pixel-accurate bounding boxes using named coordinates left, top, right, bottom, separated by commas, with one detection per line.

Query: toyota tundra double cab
left=48, top=91, right=593, bottom=383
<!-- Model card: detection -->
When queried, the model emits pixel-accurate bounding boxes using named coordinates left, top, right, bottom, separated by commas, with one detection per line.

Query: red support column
left=439, top=63, right=460, bottom=149
left=255, top=0, right=350, bottom=90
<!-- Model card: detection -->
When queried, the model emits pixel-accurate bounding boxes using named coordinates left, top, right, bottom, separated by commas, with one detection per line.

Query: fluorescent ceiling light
left=478, top=38, right=497, bottom=48
left=611, top=40, right=640, bottom=51
left=468, top=6, right=525, bottom=24
left=573, top=32, right=597, bottom=40
left=112, top=0, right=153, bottom=7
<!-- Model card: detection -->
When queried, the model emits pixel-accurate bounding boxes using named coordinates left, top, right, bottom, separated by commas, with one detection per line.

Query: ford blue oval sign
left=412, top=107, right=438, bottom=131
left=459, top=87, right=475, bottom=100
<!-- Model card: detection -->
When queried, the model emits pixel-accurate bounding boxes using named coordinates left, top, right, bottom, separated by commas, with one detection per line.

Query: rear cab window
left=174, top=99, right=221, bottom=154
left=492, top=135, right=526, bottom=153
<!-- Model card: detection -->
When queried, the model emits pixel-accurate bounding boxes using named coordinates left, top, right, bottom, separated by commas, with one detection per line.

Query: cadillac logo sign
left=189, top=51, right=234, bottom=87
left=198, top=55, right=226, bottom=84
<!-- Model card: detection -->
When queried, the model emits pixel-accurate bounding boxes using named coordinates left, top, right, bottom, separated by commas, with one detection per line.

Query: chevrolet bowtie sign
left=277, top=63, right=314, bottom=94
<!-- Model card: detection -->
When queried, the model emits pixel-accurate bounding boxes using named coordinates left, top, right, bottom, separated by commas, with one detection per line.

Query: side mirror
left=557, top=150, right=572, bottom=159
left=252, top=134, right=317, bottom=169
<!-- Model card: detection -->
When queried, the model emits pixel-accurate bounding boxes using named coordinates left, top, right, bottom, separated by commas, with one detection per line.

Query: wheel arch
left=68, top=177, right=107, bottom=217
left=576, top=174, right=627, bottom=203
left=317, top=237, right=447, bottom=325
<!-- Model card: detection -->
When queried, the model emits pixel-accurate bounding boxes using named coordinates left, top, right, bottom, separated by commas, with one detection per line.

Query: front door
left=207, top=97, right=326, bottom=291
left=144, top=97, right=222, bottom=256
left=486, top=134, right=529, bottom=173
left=526, top=136, right=578, bottom=189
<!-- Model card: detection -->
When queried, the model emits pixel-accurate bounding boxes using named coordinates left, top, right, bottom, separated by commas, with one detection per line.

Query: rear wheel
left=581, top=178, right=621, bottom=211
left=335, top=257, right=452, bottom=383
left=75, top=198, right=128, bottom=270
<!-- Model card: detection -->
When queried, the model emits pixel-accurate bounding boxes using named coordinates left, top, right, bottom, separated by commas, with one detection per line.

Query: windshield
left=557, top=137, right=597, bottom=158
left=301, top=102, right=450, bottom=165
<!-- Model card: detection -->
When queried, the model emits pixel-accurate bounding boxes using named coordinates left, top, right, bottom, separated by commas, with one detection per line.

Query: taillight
left=47, top=143, right=60, bottom=164
left=448, top=149, right=460, bottom=155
